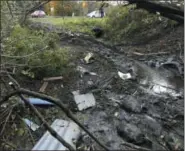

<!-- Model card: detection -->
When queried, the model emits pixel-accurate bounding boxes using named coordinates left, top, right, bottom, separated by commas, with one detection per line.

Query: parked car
left=87, top=11, right=105, bottom=18
left=31, top=10, right=46, bottom=18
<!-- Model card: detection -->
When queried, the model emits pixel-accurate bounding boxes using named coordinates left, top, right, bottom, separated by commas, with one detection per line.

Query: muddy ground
left=4, top=22, right=183, bottom=150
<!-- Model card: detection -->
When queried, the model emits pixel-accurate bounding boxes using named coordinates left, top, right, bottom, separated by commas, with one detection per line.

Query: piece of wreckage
left=32, top=119, right=81, bottom=150
left=118, top=60, right=184, bottom=97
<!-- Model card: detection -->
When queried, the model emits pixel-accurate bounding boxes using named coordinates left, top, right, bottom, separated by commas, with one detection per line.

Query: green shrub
left=104, top=5, right=159, bottom=42
left=3, top=25, right=69, bottom=79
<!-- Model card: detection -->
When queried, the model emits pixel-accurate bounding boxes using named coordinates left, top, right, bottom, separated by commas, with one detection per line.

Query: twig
left=129, top=51, right=169, bottom=56
left=21, top=0, right=51, bottom=25
left=1, top=46, right=48, bottom=58
left=121, top=141, right=150, bottom=151
left=1, top=139, right=17, bottom=150
left=17, top=115, right=36, bottom=146
left=1, top=63, right=52, bottom=68
left=0, top=107, right=14, bottom=135
left=5, top=1, right=13, bottom=18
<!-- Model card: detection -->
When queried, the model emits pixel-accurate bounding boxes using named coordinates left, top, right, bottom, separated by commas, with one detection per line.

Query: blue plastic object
left=27, top=98, right=54, bottom=106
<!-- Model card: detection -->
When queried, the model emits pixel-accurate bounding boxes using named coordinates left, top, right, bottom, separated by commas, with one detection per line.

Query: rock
left=117, top=122, right=145, bottom=144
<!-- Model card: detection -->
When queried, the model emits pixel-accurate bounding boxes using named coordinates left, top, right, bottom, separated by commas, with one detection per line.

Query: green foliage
left=31, top=17, right=106, bottom=34
left=3, top=25, right=69, bottom=79
left=104, top=5, right=160, bottom=42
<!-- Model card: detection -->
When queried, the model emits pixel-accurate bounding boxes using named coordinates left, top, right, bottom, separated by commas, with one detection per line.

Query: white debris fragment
left=23, top=118, right=39, bottom=131
left=118, top=71, right=132, bottom=80
left=72, top=91, right=96, bottom=111
left=76, top=66, right=97, bottom=76
left=84, top=52, right=94, bottom=64
left=114, top=112, right=119, bottom=117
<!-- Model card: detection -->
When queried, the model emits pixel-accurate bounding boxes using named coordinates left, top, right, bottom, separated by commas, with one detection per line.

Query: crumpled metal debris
left=32, top=119, right=81, bottom=150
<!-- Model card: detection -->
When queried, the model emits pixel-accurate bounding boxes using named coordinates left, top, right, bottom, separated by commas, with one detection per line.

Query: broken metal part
left=32, top=119, right=81, bottom=150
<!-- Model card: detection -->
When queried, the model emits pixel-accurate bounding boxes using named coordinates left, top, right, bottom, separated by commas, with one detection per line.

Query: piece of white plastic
left=72, top=91, right=96, bottom=111
left=118, top=71, right=132, bottom=80
left=23, top=118, right=39, bottom=131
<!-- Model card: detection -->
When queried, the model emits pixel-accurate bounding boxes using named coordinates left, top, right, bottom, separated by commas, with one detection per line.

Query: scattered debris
left=43, top=76, right=63, bottom=82
left=23, top=118, right=39, bottom=131
left=118, top=71, right=132, bottom=80
left=39, top=82, right=48, bottom=93
left=84, top=53, right=94, bottom=64
left=77, top=66, right=97, bottom=77
left=39, top=76, right=63, bottom=92
left=72, top=91, right=96, bottom=111
left=20, top=98, right=54, bottom=106
left=32, top=119, right=81, bottom=150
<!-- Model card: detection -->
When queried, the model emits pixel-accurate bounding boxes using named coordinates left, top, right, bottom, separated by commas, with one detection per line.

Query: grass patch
left=31, top=17, right=106, bottom=34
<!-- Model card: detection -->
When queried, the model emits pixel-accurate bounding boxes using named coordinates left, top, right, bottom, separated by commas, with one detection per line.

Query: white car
left=31, top=10, right=46, bottom=18
left=87, top=11, right=105, bottom=18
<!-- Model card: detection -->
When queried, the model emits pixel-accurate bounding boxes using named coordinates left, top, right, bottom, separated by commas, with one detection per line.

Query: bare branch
left=6, top=1, right=13, bottom=18
left=1, top=46, right=48, bottom=59
left=0, top=106, right=14, bottom=135
left=121, top=141, right=150, bottom=151
left=21, top=0, right=51, bottom=25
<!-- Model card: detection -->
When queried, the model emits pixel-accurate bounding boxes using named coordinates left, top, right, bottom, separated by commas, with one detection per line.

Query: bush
left=104, top=5, right=160, bottom=42
left=3, top=25, right=69, bottom=79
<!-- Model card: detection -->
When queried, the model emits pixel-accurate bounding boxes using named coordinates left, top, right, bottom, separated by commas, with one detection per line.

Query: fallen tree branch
left=127, top=0, right=184, bottom=23
left=3, top=73, right=75, bottom=151
left=129, top=51, right=169, bottom=56
left=121, top=141, right=150, bottom=151
left=21, top=0, right=51, bottom=25
left=1, top=46, right=48, bottom=58
left=1, top=73, right=109, bottom=150
left=10, top=85, right=75, bottom=151
left=3, top=88, right=109, bottom=150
